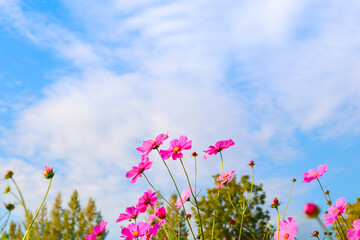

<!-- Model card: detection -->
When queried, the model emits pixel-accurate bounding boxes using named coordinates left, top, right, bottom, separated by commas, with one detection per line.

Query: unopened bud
left=271, top=197, right=280, bottom=208
left=4, top=186, right=10, bottom=194
left=264, top=228, right=269, bottom=232
left=230, top=219, right=235, bottom=225
left=312, top=231, right=319, bottom=237
left=248, top=160, right=255, bottom=167
left=291, top=178, right=296, bottom=182
left=4, top=170, right=13, bottom=179
left=325, top=190, right=329, bottom=194
left=191, top=152, right=198, bottom=157
left=304, top=203, right=320, bottom=219
left=327, top=200, right=332, bottom=205
left=5, top=203, right=15, bottom=211
left=186, top=214, right=191, bottom=218
left=43, top=166, right=55, bottom=179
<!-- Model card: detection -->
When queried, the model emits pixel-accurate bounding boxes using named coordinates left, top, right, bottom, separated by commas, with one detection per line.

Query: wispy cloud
left=1, top=0, right=360, bottom=238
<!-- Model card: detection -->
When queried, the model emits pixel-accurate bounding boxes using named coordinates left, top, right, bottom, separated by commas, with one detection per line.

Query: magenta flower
left=175, top=186, right=194, bottom=208
left=160, top=136, right=192, bottom=160
left=274, top=217, right=298, bottom=240
left=302, top=164, right=328, bottom=183
left=323, top=197, right=349, bottom=225
left=155, top=206, right=167, bottom=219
left=126, top=155, right=153, bottom=183
left=144, top=222, right=160, bottom=240
left=347, top=219, right=360, bottom=240
left=116, top=206, right=140, bottom=223
left=85, top=220, right=107, bottom=240
left=215, top=170, right=235, bottom=188
left=121, top=222, right=149, bottom=240
left=136, top=189, right=157, bottom=213
left=304, top=203, right=320, bottom=219
left=137, top=132, right=169, bottom=156
left=203, top=139, right=235, bottom=160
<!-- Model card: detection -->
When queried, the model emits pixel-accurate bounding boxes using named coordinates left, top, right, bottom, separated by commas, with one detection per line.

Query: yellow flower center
left=173, top=146, right=181, bottom=152
left=284, top=233, right=290, bottom=239
left=223, top=174, right=228, bottom=178
left=312, top=173, right=318, bottom=177
left=183, top=196, right=188, bottom=200
left=334, top=208, right=340, bottom=213
left=132, top=231, right=139, bottom=236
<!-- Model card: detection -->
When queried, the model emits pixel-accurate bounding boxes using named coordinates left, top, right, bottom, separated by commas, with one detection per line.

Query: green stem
left=339, top=213, right=350, bottom=229
left=336, top=218, right=346, bottom=240
left=156, top=149, right=196, bottom=240
left=22, top=178, right=52, bottom=240
left=11, top=178, right=30, bottom=227
left=239, top=166, right=254, bottom=240
left=179, top=159, right=204, bottom=239
left=143, top=173, right=181, bottom=217
left=211, top=151, right=224, bottom=240
left=316, top=217, right=333, bottom=240
left=0, top=212, right=11, bottom=234
left=150, top=206, right=172, bottom=240
left=227, top=191, right=238, bottom=212
left=283, top=181, right=295, bottom=220
left=194, top=156, right=197, bottom=196
left=316, top=179, right=329, bottom=204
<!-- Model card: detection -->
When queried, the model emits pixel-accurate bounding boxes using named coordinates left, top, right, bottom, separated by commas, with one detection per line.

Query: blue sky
left=1, top=0, right=360, bottom=239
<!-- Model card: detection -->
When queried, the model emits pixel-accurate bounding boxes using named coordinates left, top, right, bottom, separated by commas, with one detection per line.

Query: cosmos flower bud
left=304, top=203, right=320, bottom=219
left=4, top=186, right=10, bottom=194
left=248, top=160, right=255, bottom=167
left=230, top=219, right=235, bottom=225
left=325, top=190, right=329, bottom=194
left=4, top=170, right=13, bottom=179
left=191, top=152, right=198, bottom=157
left=291, top=178, right=296, bottom=182
left=264, top=228, right=269, bottom=232
left=271, top=197, right=280, bottom=208
left=186, top=214, right=191, bottom=218
left=43, top=166, right=55, bottom=179
left=312, top=231, right=319, bottom=237
left=327, top=200, right=332, bottom=205
left=5, top=203, right=15, bottom=211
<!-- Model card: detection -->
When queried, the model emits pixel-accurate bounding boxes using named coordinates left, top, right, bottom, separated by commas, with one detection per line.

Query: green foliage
left=192, top=174, right=270, bottom=239
left=2, top=190, right=105, bottom=240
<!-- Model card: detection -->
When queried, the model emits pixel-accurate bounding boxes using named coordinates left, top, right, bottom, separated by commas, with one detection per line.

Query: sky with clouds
left=1, top=0, right=360, bottom=239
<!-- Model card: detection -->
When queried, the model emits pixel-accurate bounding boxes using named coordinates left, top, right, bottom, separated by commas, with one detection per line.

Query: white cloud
left=0, top=0, right=360, bottom=238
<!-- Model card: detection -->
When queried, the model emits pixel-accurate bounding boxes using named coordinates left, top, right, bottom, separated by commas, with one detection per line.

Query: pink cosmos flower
left=302, top=164, right=328, bottom=183
left=136, top=189, right=157, bottom=213
left=85, top=220, right=107, bottom=240
left=203, top=139, right=235, bottom=160
left=116, top=206, right=141, bottom=222
left=160, top=136, right=192, bottom=160
left=175, top=186, right=194, bottom=208
left=304, top=203, right=320, bottom=218
left=274, top=217, right=298, bottom=240
left=137, top=132, right=169, bottom=156
left=155, top=206, right=167, bottom=219
left=323, top=197, right=349, bottom=225
left=215, top=170, right=235, bottom=188
left=143, top=222, right=160, bottom=240
left=347, top=219, right=360, bottom=240
left=121, top=222, right=149, bottom=240
left=126, top=155, right=153, bottom=183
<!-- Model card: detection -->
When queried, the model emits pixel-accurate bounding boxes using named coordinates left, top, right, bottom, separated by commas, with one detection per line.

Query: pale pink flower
left=126, top=155, right=153, bottom=183
left=302, top=164, right=328, bottom=183
left=121, top=222, right=149, bottom=240
left=85, top=220, right=107, bottom=240
left=160, top=136, right=192, bottom=160
left=203, top=139, right=235, bottom=160
left=116, top=206, right=141, bottom=222
left=215, top=170, right=235, bottom=188
left=347, top=219, right=360, bottom=240
left=175, top=186, right=194, bottom=208
left=323, top=197, right=349, bottom=225
left=274, top=217, right=298, bottom=240
left=136, top=189, right=157, bottom=213
left=137, top=132, right=169, bottom=156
